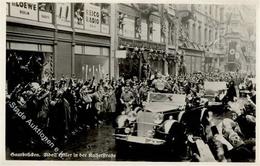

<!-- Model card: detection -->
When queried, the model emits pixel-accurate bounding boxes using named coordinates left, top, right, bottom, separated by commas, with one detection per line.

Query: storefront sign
left=56, top=3, right=71, bottom=26
left=123, top=18, right=135, bottom=38
left=10, top=2, right=38, bottom=21
left=152, top=22, right=161, bottom=43
left=85, top=4, right=101, bottom=32
left=116, top=50, right=127, bottom=58
left=141, top=21, right=147, bottom=40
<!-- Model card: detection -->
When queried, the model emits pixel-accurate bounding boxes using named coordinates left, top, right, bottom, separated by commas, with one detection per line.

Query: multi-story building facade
left=6, top=2, right=255, bottom=89
left=175, top=4, right=226, bottom=74
left=113, top=4, right=170, bottom=79
left=223, top=5, right=256, bottom=75
left=6, top=2, right=112, bottom=86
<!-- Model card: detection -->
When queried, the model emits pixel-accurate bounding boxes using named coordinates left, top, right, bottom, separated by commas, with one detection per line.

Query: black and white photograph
left=4, top=1, right=257, bottom=163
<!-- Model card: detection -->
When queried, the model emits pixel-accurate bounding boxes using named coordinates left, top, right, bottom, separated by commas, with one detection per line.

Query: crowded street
left=5, top=2, right=256, bottom=162
left=6, top=70, right=256, bottom=161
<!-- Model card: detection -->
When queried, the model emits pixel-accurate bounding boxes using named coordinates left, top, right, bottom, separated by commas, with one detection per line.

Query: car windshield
left=204, top=82, right=227, bottom=95
left=148, top=93, right=186, bottom=105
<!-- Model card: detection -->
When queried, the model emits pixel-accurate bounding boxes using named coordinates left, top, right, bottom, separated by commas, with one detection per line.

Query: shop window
left=6, top=50, right=53, bottom=92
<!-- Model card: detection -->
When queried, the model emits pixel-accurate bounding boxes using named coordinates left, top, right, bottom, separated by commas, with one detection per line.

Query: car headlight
left=124, top=127, right=131, bottom=134
left=153, top=113, right=164, bottom=124
left=127, top=111, right=137, bottom=122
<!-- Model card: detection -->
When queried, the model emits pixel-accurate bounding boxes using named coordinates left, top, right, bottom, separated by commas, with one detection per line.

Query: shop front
left=117, top=38, right=166, bottom=80
left=6, top=42, right=54, bottom=92
left=74, top=45, right=110, bottom=81
left=6, top=24, right=54, bottom=92
left=178, top=40, right=204, bottom=74
left=181, top=49, right=203, bottom=74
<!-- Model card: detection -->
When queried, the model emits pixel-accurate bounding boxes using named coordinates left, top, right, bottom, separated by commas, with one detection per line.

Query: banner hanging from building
left=10, top=2, right=38, bottom=21
left=56, top=3, right=71, bottom=26
left=85, top=4, right=101, bottom=32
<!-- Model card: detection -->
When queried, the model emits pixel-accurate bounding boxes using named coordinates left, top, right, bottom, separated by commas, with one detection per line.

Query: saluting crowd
left=6, top=70, right=256, bottom=161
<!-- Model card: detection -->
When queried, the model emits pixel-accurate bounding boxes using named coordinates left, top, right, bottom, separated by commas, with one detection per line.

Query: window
left=215, top=6, right=218, bottom=20
left=209, top=29, right=212, bottom=43
left=198, top=26, right=201, bottom=44
left=220, top=8, right=224, bottom=22
left=204, top=28, right=207, bottom=44
left=192, top=23, right=196, bottom=42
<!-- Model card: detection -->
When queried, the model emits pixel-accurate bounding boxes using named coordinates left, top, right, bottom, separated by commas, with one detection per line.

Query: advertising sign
left=85, top=4, right=101, bottom=32
left=56, top=3, right=71, bottom=26
left=10, top=2, right=38, bottom=21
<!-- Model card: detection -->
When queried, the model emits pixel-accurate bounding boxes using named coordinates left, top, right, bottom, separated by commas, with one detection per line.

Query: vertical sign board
left=123, top=18, right=135, bottom=38
left=56, top=3, right=71, bottom=26
left=85, top=4, right=101, bottom=32
left=10, top=2, right=38, bottom=21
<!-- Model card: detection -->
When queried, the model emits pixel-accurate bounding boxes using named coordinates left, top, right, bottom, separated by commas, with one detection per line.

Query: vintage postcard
left=2, top=0, right=258, bottom=164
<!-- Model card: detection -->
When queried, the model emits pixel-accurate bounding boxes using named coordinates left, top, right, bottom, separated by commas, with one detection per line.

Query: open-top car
left=114, top=92, right=187, bottom=150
